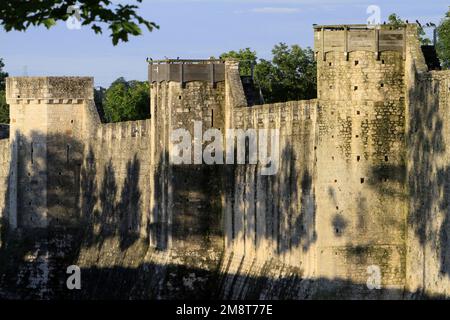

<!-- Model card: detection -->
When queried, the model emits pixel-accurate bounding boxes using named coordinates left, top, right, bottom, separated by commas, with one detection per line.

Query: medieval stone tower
left=6, top=77, right=94, bottom=230
left=0, top=24, right=449, bottom=299
left=148, top=60, right=226, bottom=263
left=314, top=25, right=408, bottom=291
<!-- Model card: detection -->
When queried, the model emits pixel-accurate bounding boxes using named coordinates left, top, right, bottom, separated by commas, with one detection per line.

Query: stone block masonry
left=0, top=24, right=449, bottom=299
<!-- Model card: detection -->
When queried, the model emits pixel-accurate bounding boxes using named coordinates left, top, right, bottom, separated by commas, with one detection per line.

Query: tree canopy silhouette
left=221, top=43, right=317, bottom=103
left=0, top=0, right=158, bottom=45
left=0, top=58, right=9, bottom=124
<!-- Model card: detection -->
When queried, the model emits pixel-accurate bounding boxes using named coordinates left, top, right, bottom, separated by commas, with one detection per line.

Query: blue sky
left=0, top=0, right=448, bottom=87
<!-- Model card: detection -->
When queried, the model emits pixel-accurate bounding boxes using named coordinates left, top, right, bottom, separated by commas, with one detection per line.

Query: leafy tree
left=103, top=78, right=150, bottom=122
left=0, top=58, right=9, bottom=124
left=388, top=13, right=405, bottom=29
left=418, top=28, right=432, bottom=46
left=437, top=7, right=450, bottom=68
left=0, top=0, right=158, bottom=45
left=388, top=13, right=431, bottom=45
left=0, top=58, right=7, bottom=90
left=94, top=86, right=107, bottom=121
left=220, top=48, right=257, bottom=76
left=0, top=91, right=8, bottom=124
left=254, top=43, right=317, bottom=103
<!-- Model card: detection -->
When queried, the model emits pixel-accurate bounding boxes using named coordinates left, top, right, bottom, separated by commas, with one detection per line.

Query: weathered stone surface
left=0, top=24, right=449, bottom=299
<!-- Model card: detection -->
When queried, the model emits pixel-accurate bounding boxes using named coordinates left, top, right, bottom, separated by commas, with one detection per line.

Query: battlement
left=233, top=100, right=317, bottom=132
left=313, top=24, right=411, bottom=60
left=6, top=77, right=94, bottom=104
left=148, top=59, right=225, bottom=84
left=2, top=22, right=450, bottom=299
left=94, top=119, right=150, bottom=141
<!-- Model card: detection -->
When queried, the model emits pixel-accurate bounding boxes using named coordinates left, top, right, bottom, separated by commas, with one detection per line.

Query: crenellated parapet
left=148, top=59, right=225, bottom=85
left=313, top=24, right=408, bottom=61
left=2, top=23, right=450, bottom=299
left=6, top=77, right=93, bottom=105
left=233, top=100, right=318, bottom=133
left=5, top=77, right=95, bottom=230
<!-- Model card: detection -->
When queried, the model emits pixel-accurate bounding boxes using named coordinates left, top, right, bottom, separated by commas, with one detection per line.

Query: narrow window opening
left=336, top=206, right=339, bottom=210
left=356, top=110, right=360, bottom=115
left=385, top=155, right=389, bottom=162
left=355, top=135, right=359, bottom=138
left=31, top=143, right=34, bottom=164
left=70, top=119, right=74, bottom=124
left=354, top=86, right=358, bottom=91
left=334, top=179, right=338, bottom=183
left=380, top=83, right=384, bottom=88
left=211, top=109, right=214, bottom=127
left=178, top=95, right=182, bottom=100
left=66, top=145, right=70, bottom=164
left=354, top=61, right=359, bottom=66
left=382, top=60, right=385, bottom=64
left=360, top=178, right=365, bottom=184
left=357, top=156, right=361, bottom=162
left=329, top=62, right=332, bottom=66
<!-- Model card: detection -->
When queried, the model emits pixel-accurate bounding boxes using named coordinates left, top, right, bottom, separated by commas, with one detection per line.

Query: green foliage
left=0, top=58, right=7, bottom=90
left=0, top=58, right=8, bottom=124
left=254, top=43, right=317, bottom=103
left=388, top=13, right=431, bottom=45
left=388, top=13, right=405, bottom=29
left=103, top=78, right=150, bottom=123
left=220, top=48, right=257, bottom=76
left=418, top=28, right=432, bottom=46
left=0, top=0, right=158, bottom=45
left=220, top=44, right=317, bottom=103
left=0, top=90, right=8, bottom=124
left=437, top=7, right=450, bottom=68
left=94, top=86, right=107, bottom=121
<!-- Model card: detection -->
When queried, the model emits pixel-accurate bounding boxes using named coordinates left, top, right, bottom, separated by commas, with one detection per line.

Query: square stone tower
left=148, top=60, right=226, bottom=255
left=6, top=77, right=93, bottom=229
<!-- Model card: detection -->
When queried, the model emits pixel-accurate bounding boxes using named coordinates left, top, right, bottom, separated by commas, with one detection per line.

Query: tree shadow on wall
left=1, top=126, right=450, bottom=299
left=146, top=149, right=225, bottom=252
left=81, top=151, right=142, bottom=251
left=358, top=70, right=450, bottom=295
left=148, top=151, right=169, bottom=251
left=406, top=73, right=450, bottom=286
left=0, top=131, right=86, bottom=298
left=227, top=143, right=317, bottom=255
left=0, top=131, right=146, bottom=298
